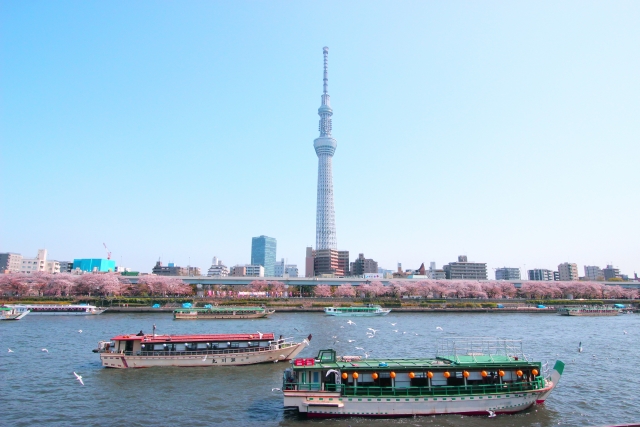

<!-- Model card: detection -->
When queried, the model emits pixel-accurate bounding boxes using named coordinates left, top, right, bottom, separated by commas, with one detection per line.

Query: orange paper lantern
left=443, top=371, right=450, bottom=378
left=427, top=371, right=434, bottom=379
left=390, top=372, right=396, bottom=379
left=409, top=372, right=415, bottom=379
left=481, top=371, right=488, bottom=378
left=498, top=370, right=505, bottom=377
left=463, top=371, right=470, bottom=378
left=372, top=373, right=379, bottom=380
left=352, top=372, right=359, bottom=379
left=341, top=373, right=348, bottom=380
left=532, top=369, right=539, bottom=376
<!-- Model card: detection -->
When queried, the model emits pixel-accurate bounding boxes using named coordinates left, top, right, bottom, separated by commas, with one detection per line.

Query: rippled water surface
left=2, top=311, right=639, bottom=427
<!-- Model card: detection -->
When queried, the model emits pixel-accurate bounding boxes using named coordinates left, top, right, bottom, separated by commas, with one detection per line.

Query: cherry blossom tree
left=313, top=284, right=332, bottom=298
left=335, top=283, right=355, bottom=298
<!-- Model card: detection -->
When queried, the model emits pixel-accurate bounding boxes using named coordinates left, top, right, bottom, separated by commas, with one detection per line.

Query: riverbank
left=104, top=306, right=563, bottom=313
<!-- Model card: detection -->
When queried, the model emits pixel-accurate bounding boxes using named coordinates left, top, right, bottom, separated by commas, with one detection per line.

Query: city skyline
left=1, top=2, right=639, bottom=276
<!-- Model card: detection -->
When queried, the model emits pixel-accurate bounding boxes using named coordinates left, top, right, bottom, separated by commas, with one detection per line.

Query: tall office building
left=584, top=265, right=604, bottom=281
left=314, top=47, right=338, bottom=250
left=443, top=255, right=488, bottom=280
left=251, top=235, right=277, bottom=277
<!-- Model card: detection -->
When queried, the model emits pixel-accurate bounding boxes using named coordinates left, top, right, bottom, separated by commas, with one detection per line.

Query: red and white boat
left=95, top=328, right=311, bottom=368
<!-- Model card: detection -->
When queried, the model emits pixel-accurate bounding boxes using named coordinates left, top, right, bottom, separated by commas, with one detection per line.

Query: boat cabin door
left=125, top=340, right=134, bottom=353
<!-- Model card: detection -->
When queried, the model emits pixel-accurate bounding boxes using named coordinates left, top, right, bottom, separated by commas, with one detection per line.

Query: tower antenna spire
left=323, top=46, right=329, bottom=95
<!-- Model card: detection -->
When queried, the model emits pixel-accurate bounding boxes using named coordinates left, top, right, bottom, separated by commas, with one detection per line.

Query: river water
left=2, top=311, right=639, bottom=427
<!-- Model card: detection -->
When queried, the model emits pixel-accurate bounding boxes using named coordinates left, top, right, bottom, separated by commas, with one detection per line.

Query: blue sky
left=2, top=1, right=639, bottom=277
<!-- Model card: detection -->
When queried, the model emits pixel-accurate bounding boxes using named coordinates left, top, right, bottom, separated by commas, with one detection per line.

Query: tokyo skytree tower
left=314, top=47, right=338, bottom=250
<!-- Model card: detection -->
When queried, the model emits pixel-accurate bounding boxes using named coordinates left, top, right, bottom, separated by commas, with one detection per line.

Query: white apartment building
left=20, top=249, right=60, bottom=274
left=273, top=258, right=299, bottom=277
left=584, top=265, right=604, bottom=281
left=558, top=262, right=579, bottom=281
left=207, top=256, right=230, bottom=277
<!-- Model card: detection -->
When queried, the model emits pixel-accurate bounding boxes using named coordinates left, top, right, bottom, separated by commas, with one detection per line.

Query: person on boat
left=136, top=330, right=144, bottom=336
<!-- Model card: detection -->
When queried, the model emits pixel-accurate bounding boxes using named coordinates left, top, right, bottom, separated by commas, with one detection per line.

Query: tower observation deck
left=314, top=47, right=337, bottom=250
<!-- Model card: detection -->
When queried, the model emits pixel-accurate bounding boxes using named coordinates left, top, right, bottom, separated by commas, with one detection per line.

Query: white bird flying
left=73, top=372, right=84, bottom=386
left=256, top=331, right=264, bottom=339
left=436, top=326, right=443, bottom=330
left=624, top=331, right=628, bottom=334
left=41, top=348, right=49, bottom=353
left=578, top=342, right=583, bottom=353
left=347, top=320, right=356, bottom=325
left=78, top=330, right=83, bottom=333
left=364, top=352, right=370, bottom=359
left=367, top=328, right=378, bottom=334
left=392, top=329, right=399, bottom=333
left=202, top=355, right=207, bottom=362
left=326, top=369, right=340, bottom=377
left=355, top=347, right=365, bottom=350
left=390, top=323, right=397, bottom=326
left=488, top=410, right=496, bottom=418
left=348, top=340, right=356, bottom=343
left=8, top=349, right=14, bottom=353
left=271, top=388, right=281, bottom=392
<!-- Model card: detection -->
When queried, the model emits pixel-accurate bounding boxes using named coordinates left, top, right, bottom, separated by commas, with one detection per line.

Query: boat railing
left=436, top=337, right=528, bottom=362
left=285, top=378, right=546, bottom=396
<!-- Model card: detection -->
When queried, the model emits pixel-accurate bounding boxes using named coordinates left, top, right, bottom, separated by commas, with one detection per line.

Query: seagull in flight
left=392, top=329, right=399, bottom=333
left=487, top=410, right=496, bottom=418
left=271, top=388, right=281, bottom=392
left=347, top=320, right=356, bottom=325
left=326, top=369, right=340, bottom=377
left=41, top=348, right=49, bottom=353
left=436, top=326, right=443, bottom=330
left=390, top=322, right=397, bottom=326
left=355, top=347, right=365, bottom=351
left=578, top=342, right=583, bottom=353
left=78, top=330, right=83, bottom=333
left=73, top=372, right=84, bottom=386
left=202, top=355, right=207, bottom=362
left=348, top=340, right=356, bottom=343
left=367, top=328, right=378, bottom=334
left=256, top=331, right=264, bottom=339
left=8, top=348, right=14, bottom=353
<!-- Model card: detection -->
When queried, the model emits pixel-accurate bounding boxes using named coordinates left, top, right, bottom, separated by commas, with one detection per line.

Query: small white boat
left=1, top=306, right=30, bottom=320
left=324, top=304, right=391, bottom=317
left=6, top=304, right=106, bottom=315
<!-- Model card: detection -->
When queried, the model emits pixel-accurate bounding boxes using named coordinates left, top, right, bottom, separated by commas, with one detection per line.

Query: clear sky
left=2, top=1, right=639, bottom=277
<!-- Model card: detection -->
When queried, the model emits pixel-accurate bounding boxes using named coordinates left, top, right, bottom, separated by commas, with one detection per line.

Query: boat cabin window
left=230, top=342, right=240, bottom=349
left=447, top=372, right=465, bottom=386
left=376, top=372, right=392, bottom=387
left=410, top=373, right=428, bottom=387
left=247, top=342, right=259, bottom=347
left=196, top=343, right=209, bottom=350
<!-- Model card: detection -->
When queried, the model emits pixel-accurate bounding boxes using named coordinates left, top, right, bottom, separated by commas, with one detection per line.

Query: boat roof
left=110, top=332, right=276, bottom=342
left=292, top=350, right=539, bottom=371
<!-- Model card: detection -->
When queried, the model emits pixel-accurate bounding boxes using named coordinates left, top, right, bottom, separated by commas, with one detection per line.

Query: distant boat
left=6, top=304, right=106, bottom=315
left=557, top=306, right=619, bottom=316
left=173, top=306, right=274, bottom=320
left=1, top=306, right=30, bottom=320
left=324, top=304, right=391, bottom=317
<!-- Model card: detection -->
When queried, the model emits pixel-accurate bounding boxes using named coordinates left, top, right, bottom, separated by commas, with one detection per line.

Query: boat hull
left=284, top=385, right=552, bottom=417
left=324, top=310, right=391, bottom=317
left=1, top=310, right=29, bottom=320
left=558, top=310, right=619, bottom=316
left=174, top=310, right=274, bottom=320
left=100, top=341, right=307, bottom=369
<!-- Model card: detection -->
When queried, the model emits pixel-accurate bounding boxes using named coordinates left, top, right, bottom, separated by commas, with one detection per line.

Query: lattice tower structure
left=314, top=46, right=338, bottom=250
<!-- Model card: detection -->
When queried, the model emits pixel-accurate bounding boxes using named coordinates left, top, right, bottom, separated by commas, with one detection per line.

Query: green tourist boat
left=283, top=337, right=563, bottom=418
left=173, top=306, right=275, bottom=320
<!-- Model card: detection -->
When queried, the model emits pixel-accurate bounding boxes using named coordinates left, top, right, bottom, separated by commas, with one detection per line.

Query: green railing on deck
left=284, top=378, right=545, bottom=397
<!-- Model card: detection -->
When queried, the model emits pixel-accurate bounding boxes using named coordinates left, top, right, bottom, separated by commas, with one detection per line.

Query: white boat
left=1, top=306, right=30, bottom=320
left=283, top=338, right=564, bottom=418
left=94, top=329, right=311, bottom=368
left=324, top=304, right=391, bottom=317
left=6, top=304, right=106, bottom=315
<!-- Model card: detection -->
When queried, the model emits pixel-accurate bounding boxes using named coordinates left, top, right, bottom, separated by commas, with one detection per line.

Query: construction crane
left=103, top=243, right=112, bottom=260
